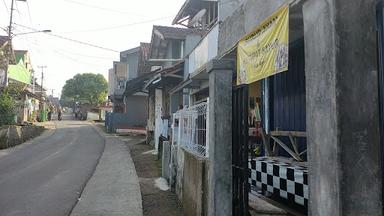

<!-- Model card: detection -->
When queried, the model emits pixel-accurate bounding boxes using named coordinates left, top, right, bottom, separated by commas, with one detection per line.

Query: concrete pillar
left=207, top=59, right=234, bottom=216
left=303, top=1, right=382, bottom=215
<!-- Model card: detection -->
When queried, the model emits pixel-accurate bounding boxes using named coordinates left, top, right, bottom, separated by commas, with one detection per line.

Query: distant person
left=58, top=108, right=62, bottom=121
left=47, top=109, right=52, bottom=121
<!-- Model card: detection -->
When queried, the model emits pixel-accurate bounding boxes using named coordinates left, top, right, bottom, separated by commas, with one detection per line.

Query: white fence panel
left=172, top=100, right=209, bottom=157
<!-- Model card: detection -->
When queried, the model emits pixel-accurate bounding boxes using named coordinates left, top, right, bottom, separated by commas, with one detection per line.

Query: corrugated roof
left=124, top=70, right=157, bottom=96
left=172, top=0, right=217, bottom=26
left=153, top=25, right=205, bottom=40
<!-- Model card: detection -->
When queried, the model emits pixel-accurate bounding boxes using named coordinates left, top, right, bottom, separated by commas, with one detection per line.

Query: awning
left=143, top=61, right=184, bottom=91
left=124, top=72, right=156, bottom=96
left=169, top=78, right=200, bottom=95
left=8, top=60, right=32, bottom=84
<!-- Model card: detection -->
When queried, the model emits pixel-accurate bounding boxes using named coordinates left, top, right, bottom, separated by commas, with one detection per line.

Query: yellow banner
left=237, top=6, right=289, bottom=85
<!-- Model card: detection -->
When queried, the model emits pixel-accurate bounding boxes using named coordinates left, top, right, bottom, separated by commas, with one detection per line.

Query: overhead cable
left=60, top=16, right=172, bottom=33
left=61, top=0, right=147, bottom=17
left=14, top=23, right=120, bottom=53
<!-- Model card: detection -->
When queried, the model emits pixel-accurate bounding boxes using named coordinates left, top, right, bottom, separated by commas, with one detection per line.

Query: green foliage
left=0, top=83, right=24, bottom=126
left=61, top=73, right=108, bottom=106
left=0, top=91, right=16, bottom=126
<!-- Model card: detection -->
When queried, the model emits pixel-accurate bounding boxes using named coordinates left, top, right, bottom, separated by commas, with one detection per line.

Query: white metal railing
left=172, top=99, right=209, bottom=157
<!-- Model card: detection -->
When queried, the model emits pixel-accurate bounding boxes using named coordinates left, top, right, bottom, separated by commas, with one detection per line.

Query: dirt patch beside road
left=125, top=139, right=184, bottom=216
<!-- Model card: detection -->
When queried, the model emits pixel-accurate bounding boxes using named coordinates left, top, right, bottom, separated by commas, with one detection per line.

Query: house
left=144, top=25, right=204, bottom=149
left=7, top=50, right=34, bottom=123
left=136, top=2, right=221, bottom=215
left=106, top=43, right=151, bottom=133
left=109, top=61, right=128, bottom=113
left=203, top=0, right=381, bottom=215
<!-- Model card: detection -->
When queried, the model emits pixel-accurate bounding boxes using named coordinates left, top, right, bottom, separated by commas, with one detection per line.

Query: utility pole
left=4, top=0, right=26, bottom=86
left=38, top=65, right=46, bottom=92
left=4, top=0, right=15, bottom=86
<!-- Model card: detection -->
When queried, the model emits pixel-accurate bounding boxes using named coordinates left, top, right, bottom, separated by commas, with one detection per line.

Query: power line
left=15, top=1, right=22, bottom=21
left=14, top=23, right=120, bottom=53
left=17, top=40, right=108, bottom=74
left=26, top=1, right=33, bottom=24
left=2, top=0, right=9, bottom=15
left=53, top=50, right=109, bottom=68
left=12, top=31, right=116, bottom=63
left=60, top=16, right=172, bottom=33
left=60, top=0, right=148, bottom=17
left=54, top=48, right=116, bottom=60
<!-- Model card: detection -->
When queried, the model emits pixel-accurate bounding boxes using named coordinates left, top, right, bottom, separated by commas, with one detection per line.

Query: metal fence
left=172, top=100, right=209, bottom=157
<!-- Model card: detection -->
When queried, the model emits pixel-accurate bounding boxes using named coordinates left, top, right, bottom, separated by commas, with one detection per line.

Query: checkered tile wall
left=249, top=157, right=308, bottom=207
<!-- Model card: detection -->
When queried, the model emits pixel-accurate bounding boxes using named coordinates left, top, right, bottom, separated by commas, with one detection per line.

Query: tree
left=61, top=73, right=108, bottom=106
left=0, top=83, right=23, bottom=126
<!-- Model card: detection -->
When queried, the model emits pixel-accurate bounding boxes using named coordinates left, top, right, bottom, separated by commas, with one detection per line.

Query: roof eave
left=172, top=0, right=191, bottom=25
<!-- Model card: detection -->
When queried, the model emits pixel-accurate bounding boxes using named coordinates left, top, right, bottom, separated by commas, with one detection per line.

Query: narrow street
left=0, top=116, right=105, bottom=216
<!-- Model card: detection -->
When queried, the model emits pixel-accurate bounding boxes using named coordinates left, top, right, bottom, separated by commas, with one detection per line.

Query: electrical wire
left=50, top=47, right=117, bottom=60
left=15, top=1, right=22, bottom=21
left=26, top=1, right=33, bottom=24
left=17, top=33, right=113, bottom=68
left=59, top=16, right=172, bottom=33
left=14, top=23, right=120, bottom=53
left=2, top=0, right=9, bottom=15
left=53, top=50, right=109, bottom=68
left=13, top=26, right=117, bottom=64
left=60, top=0, right=148, bottom=17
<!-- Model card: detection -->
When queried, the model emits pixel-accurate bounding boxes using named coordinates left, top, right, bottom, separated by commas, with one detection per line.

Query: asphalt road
left=0, top=116, right=105, bottom=216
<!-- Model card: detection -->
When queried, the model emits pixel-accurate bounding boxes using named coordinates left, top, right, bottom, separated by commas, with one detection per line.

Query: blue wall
left=269, top=39, right=306, bottom=132
left=269, top=39, right=306, bottom=157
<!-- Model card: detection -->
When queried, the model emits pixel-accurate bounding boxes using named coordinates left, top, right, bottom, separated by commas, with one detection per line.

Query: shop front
left=230, top=4, right=307, bottom=215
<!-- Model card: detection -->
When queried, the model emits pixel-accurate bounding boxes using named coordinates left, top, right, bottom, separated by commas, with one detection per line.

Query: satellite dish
left=189, top=9, right=206, bottom=27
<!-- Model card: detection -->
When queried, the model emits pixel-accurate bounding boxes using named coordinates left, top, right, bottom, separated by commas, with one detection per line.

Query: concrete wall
left=162, top=141, right=171, bottom=182
left=115, top=62, right=129, bottom=81
left=124, top=95, right=148, bottom=126
left=0, top=125, right=45, bottom=149
left=176, top=145, right=185, bottom=201
left=218, top=0, right=286, bottom=56
left=185, top=35, right=203, bottom=57
left=188, top=25, right=219, bottom=75
left=126, top=51, right=140, bottom=80
left=180, top=149, right=209, bottom=216
left=108, top=68, right=115, bottom=97
left=304, top=0, right=382, bottom=215
left=147, top=89, right=156, bottom=131
left=218, top=0, right=246, bottom=22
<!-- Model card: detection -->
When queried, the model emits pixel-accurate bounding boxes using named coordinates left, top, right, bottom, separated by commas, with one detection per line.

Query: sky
left=0, top=0, right=185, bottom=98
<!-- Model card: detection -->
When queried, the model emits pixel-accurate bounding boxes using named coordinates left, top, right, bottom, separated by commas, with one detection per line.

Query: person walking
left=58, top=108, right=62, bottom=121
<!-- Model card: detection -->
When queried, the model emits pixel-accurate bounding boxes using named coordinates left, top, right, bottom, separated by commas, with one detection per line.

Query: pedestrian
left=58, top=108, right=62, bottom=121
left=47, top=109, right=52, bottom=121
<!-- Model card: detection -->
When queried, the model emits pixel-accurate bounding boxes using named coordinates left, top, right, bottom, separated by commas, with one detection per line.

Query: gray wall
left=181, top=149, right=209, bottom=216
left=304, top=0, right=382, bottom=215
left=121, top=95, right=148, bottom=127
left=126, top=52, right=140, bottom=80
left=218, top=0, right=246, bottom=22
left=218, top=0, right=286, bottom=56
left=185, top=35, right=203, bottom=57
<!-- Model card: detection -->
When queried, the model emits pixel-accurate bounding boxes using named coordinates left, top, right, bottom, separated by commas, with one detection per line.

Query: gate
left=232, top=85, right=249, bottom=216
